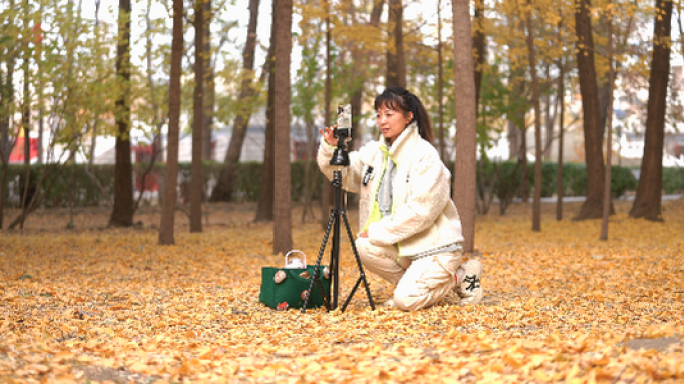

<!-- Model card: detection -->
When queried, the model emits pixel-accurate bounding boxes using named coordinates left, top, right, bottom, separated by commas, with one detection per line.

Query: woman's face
left=376, top=105, right=412, bottom=144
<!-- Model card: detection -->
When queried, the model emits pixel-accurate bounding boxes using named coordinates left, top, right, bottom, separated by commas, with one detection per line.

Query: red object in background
left=8, top=137, right=38, bottom=163
left=293, top=140, right=315, bottom=161
left=133, top=144, right=159, bottom=192
left=136, top=173, right=159, bottom=192
left=33, top=23, right=42, bottom=44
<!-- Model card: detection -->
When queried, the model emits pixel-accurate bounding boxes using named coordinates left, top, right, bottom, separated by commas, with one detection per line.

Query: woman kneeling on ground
left=317, top=86, right=484, bottom=311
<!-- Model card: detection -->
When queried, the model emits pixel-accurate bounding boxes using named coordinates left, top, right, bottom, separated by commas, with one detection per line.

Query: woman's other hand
left=319, top=125, right=338, bottom=147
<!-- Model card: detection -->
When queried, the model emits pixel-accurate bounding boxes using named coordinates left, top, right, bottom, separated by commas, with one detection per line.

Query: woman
left=317, top=86, right=483, bottom=311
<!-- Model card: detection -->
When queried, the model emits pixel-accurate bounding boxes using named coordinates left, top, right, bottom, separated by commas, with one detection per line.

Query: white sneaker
left=455, top=259, right=483, bottom=305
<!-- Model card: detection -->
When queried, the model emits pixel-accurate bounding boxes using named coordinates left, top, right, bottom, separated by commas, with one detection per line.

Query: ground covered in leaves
left=1, top=198, right=683, bottom=383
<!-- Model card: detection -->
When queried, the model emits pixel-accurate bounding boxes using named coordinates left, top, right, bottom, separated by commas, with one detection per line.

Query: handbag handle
left=285, top=250, right=306, bottom=267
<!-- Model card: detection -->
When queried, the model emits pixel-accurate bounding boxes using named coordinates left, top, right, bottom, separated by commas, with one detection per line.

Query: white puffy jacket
left=317, top=122, right=464, bottom=257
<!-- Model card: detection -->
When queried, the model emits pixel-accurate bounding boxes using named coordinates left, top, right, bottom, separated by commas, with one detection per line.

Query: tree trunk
left=190, top=0, right=205, bottom=233
left=573, top=0, right=608, bottom=220
left=386, top=0, right=406, bottom=88
left=556, top=58, right=565, bottom=221
left=254, top=0, right=277, bottom=223
left=159, top=0, right=183, bottom=245
left=0, top=27, right=17, bottom=229
left=543, top=64, right=554, bottom=160
left=525, top=2, right=542, bottom=232
left=629, top=0, right=672, bottom=221
left=451, top=0, right=478, bottom=254
left=202, top=0, right=213, bottom=161
left=601, top=8, right=615, bottom=240
left=518, top=112, right=529, bottom=202
left=109, top=0, right=134, bottom=227
left=22, top=32, right=30, bottom=168
left=272, top=0, right=293, bottom=255
left=210, top=0, right=260, bottom=202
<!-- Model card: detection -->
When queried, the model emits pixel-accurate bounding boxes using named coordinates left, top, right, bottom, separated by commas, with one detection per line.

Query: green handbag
left=259, top=251, right=331, bottom=310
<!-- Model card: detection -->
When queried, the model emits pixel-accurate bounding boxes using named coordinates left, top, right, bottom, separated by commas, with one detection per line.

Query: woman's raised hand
left=319, top=125, right=338, bottom=147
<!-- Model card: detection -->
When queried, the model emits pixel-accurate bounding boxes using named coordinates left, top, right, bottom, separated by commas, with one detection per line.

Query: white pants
left=356, top=238, right=462, bottom=311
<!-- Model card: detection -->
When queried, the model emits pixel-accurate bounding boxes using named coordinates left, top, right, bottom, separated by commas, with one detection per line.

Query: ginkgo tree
left=2, top=0, right=118, bottom=229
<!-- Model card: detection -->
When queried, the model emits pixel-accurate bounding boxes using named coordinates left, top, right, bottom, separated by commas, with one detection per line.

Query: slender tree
left=601, top=3, right=615, bottom=240
left=525, top=0, right=543, bottom=232
left=556, top=57, right=566, bottom=221
left=254, top=0, right=277, bottom=222
left=629, top=0, right=673, bottom=221
left=190, top=0, right=205, bottom=233
left=452, top=0, right=478, bottom=253
left=1, top=0, right=20, bottom=229
left=109, top=0, right=134, bottom=227
left=210, top=0, right=260, bottom=202
left=272, top=0, right=293, bottom=255
left=574, top=0, right=608, bottom=220
left=21, top=0, right=30, bottom=168
left=159, top=0, right=183, bottom=245
left=202, top=0, right=213, bottom=161
left=555, top=14, right=567, bottom=221
left=19, top=0, right=32, bottom=217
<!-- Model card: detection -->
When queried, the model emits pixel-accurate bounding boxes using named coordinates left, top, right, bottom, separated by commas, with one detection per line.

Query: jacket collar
left=381, top=121, right=420, bottom=164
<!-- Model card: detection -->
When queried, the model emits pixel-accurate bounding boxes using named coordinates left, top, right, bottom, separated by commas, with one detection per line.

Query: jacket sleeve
left=367, top=151, right=450, bottom=246
left=317, top=139, right=376, bottom=194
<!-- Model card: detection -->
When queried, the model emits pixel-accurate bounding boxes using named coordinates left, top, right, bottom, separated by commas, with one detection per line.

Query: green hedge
left=663, top=167, right=684, bottom=194
left=0, top=161, right=323, bottom=208
left=470, top=162, right=639, bottom=199
left=0, top=161, right=681, bottom=208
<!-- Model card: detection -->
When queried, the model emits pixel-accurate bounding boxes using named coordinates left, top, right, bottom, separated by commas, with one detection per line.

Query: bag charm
left=274, top=270, right=287, bottom=284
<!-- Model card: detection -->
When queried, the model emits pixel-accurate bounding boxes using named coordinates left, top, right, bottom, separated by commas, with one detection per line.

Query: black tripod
left=301, top=139, right=375, bottom=313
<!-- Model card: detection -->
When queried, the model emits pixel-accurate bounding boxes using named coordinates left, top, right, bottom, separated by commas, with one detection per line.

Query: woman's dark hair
left=374, top=86, right=434, bottom=144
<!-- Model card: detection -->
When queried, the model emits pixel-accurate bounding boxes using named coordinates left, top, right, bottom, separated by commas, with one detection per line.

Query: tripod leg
left=341, top=277, right=363, bottom=312
left=341, top=212, right=376, bottom=311
left=301, top=210, right=335, bottom=313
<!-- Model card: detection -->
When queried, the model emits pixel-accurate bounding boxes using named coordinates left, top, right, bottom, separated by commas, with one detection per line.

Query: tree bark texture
left=629, top=0, right=672, bottom=221
left=159, top=0, right=183, bottom=245
left=190, top=0, right=205, bottom=233
left=386, top=0, right=406, bottom=88
left=573, top=0, right=608, bottom=220
left=272, top=0, right=293, bottom=255
left=109, top=0, right=134, bottom=227
left=451, top=0, right=478, bottom=254
left=210, top=0, right=260, bottom=202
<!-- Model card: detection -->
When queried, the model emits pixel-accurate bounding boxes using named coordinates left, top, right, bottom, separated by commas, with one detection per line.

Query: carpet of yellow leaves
left=1, top=199, right=683, bottom=384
